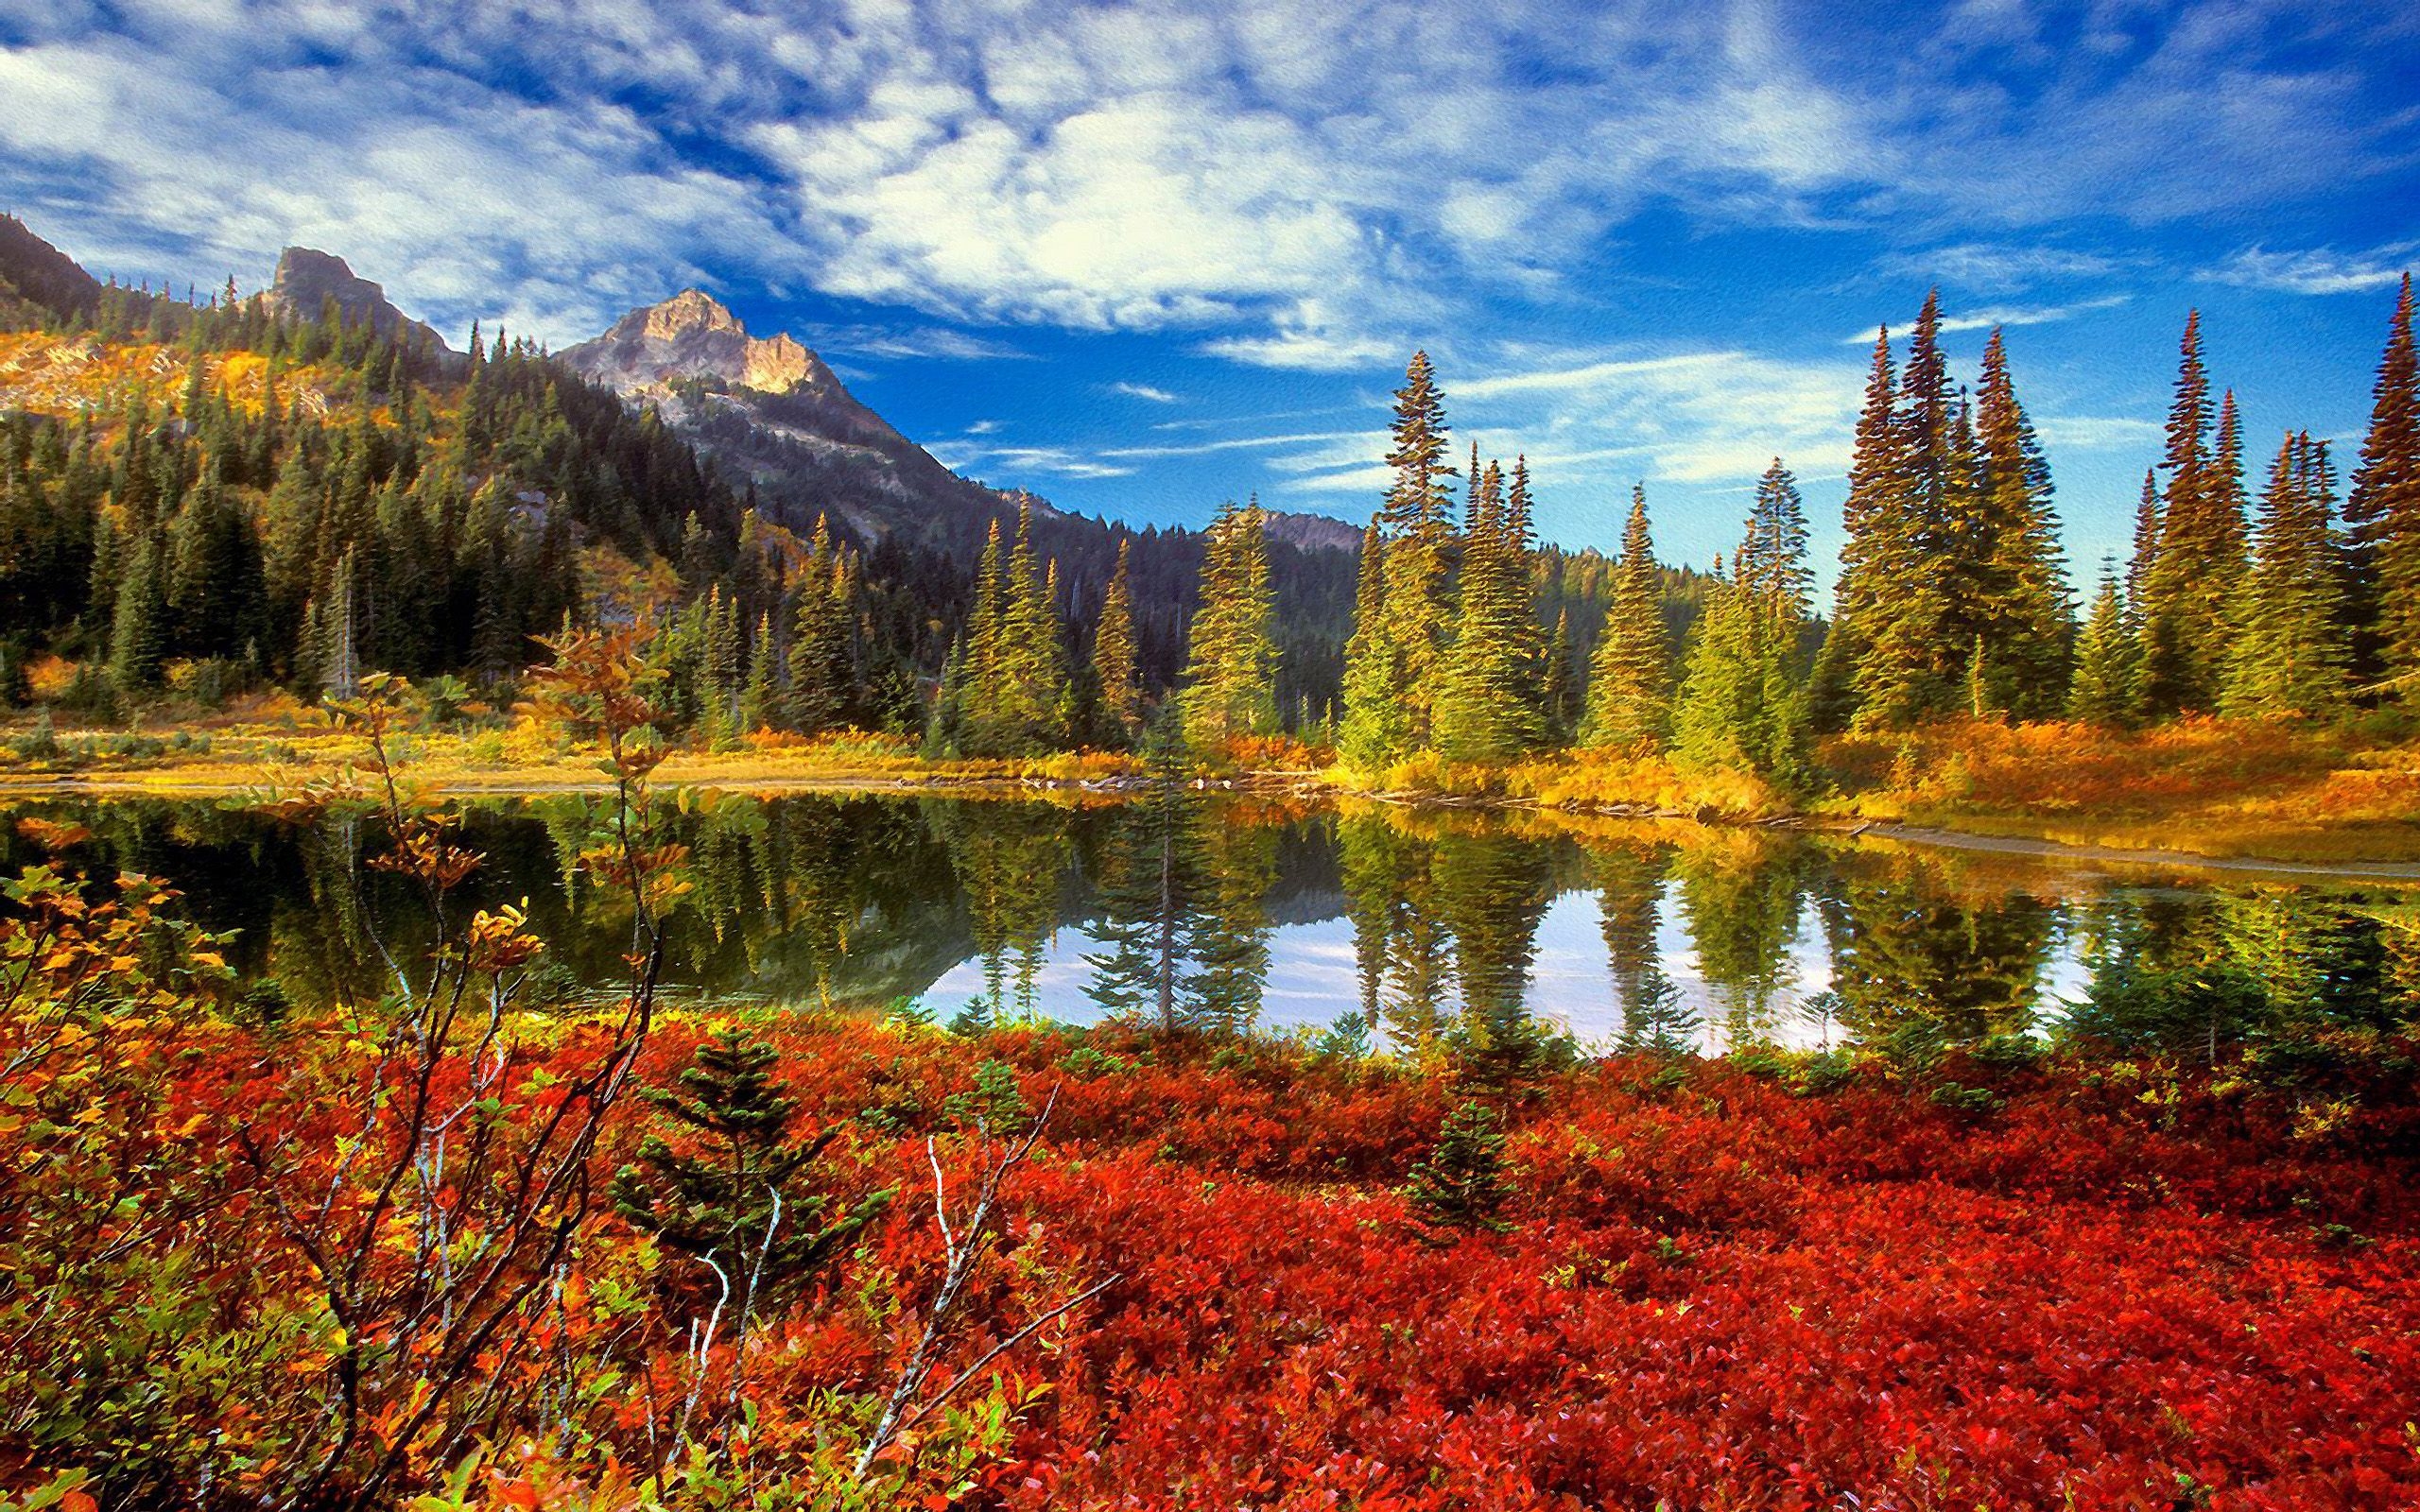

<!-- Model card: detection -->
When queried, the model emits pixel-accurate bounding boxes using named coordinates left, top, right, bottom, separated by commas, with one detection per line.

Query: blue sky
left=3, top=1, right=2415, bottom=585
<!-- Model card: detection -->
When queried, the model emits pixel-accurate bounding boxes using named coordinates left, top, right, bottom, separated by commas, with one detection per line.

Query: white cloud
left=1882, top=242, right=2129, bottom=291
left=1838, top=294, right=2130, bottom=345
left=2204, top=245, right=2415, bottom=296
left=1102, top=429, right=1369, bottom=460
left=1107, top=382, right=1182, bottom=404
left=928, top=441, right=1135, bottom=481
left=2035, top=415, right=2163, bottom=451
left=2, top=0, right=2412, bottom=375
left=804, top=324, right=1033, bottom=362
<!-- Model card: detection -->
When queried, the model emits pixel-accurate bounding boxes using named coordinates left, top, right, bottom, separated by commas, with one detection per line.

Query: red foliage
left=725, top=1026, right=2420, bottom=1510
left=13, top=996, right=2420, bottom=1507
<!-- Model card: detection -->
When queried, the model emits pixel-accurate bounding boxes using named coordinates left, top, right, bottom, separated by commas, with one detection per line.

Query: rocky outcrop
left=561, top=288, right=833, bottom=396
left=1262, top=510, right=1362, bottom=555
left=266, top=247, right=454, bottom=354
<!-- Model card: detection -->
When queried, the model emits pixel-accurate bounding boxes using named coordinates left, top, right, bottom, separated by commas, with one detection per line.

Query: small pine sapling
left=1404, top=1098, right=1514, bottom=1234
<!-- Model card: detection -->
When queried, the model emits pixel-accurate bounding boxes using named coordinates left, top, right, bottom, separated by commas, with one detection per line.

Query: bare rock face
left=1262, top=510, right=1363, bottom=555
left=562, top=289, right=834, bottom=397
left=267, top=247, right=453, bottom=353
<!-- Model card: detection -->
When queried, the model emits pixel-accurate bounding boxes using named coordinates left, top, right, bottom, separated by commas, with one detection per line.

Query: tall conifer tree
left=1091, top=539, right=1143, bottom=747
left=2139, top=315, right=2246, bottom=713
left=2348, top=273, right=2420, bottom=696
left=1436, top=457, right=1546, bottom=760
left=1338, top=522, right=1406, bottom=765
left=1180, top=496, right=1280, bottom=752
left=2067, top=560, right=2140, bottom=724
left=1972, top=328, right=2072, bottom=714
left=1368, top=352, right=1458, bottom=750
left=1580, top=486, right=1669, bottom=748
left=2224, top=433, right=2348, bottom=716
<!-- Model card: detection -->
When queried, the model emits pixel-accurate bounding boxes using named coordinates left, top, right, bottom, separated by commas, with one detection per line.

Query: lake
left=5, top=790, right=2412, bottom=1056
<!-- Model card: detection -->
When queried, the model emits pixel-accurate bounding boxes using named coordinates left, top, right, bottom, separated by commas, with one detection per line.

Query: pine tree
left=1972, top=329, right=2072, bottom=715
left=1435, top=457, right=1546, bottom=761
left=957, top=520, right=1010, bottom=749
left=788, top=550, right=852, bottom=736
left=1850, top=294, right=1956, bottom=728
left=1671, top=549, right=1809, bottom=782
left=108, top=526, right=168, bottom=692
left=2223, top=433, right=2349, bottom=717
left=1367, top=352, right=1459, bottom=751
left=1580, top=486, right=1669, bottom=748
left=1338, top=522, right=1409, bottom=765
left=2348, top=273, right=2420, bottom=697
left=995, top=504, right=1070, bottom=752
left=2067, top=561, right=2141, bottom=725
left=1737, top=457, right=1813, bottom=618
left=2126, top=469, right=2161, bottom=612
left=1404, top=1099, right=1513, bottom=1234
left=2139, top=316, right=2246, bottom=713
left=1180, top=496, right=1280, bottom=753
left=611, top=1026, right=895, bottom=1326
left=1541, top=609, right=1576, bottom=742
left=738, top=610, right=780, bottom=733
left=1091, top=539, right=1143, bottom=746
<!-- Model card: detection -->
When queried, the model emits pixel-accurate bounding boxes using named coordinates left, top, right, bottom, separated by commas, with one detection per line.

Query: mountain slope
left=560, top=290, right=1057, bottom=552
left=265, top=247, right=457, bottom=362
left=0, top=215, right=105, bottom=324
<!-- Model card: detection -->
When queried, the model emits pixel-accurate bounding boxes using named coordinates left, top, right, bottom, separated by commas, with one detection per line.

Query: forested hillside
left=5, top=215, right=2415, bottom=785
left=0, top=217, right=1376, bottom=741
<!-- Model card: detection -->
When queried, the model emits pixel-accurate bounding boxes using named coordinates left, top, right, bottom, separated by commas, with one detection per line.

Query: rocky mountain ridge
left=266, top=247, right=456, bottom=359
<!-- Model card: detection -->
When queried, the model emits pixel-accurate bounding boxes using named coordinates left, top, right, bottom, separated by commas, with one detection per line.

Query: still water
left=5, top=792, right=2413, bottom=1055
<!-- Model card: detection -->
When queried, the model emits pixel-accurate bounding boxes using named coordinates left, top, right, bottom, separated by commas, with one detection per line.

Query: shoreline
left=6, top=760, right=2419, bottom=884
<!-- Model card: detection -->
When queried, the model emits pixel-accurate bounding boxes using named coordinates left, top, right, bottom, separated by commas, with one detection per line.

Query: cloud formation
left=7, top=0, right=2407, bottom=362
left=2205, top=245, right=2416, bottom=296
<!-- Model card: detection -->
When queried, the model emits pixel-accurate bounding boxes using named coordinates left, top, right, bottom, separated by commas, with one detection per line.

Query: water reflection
left=4, top=793, right=2411, bottom=1056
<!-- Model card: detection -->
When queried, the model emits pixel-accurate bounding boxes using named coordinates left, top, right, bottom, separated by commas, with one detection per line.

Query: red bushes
left=11, top=997, right=2420, bottom=1507
left=733, top=1027, right=2420, bottom=1509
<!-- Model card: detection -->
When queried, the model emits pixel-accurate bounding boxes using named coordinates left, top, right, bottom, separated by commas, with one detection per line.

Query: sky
left=2, top=0, right=2416, bottom=584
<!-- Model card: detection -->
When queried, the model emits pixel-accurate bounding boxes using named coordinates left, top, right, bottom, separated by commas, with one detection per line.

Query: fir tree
left=1180, top=496, right=1280, bottom=752
left=1359, top=351, right=1459, bottom=753
left=1851, top=294, right=1955, bottom=728
left=2140, top=316, right=2246, bottom=713
left=1436, top=457, right=1546, bottom=761
left=108, top=526, right=168, bottom=692
left=1676, top=467, right=1816, bottom=782
left=1670, top=550, right=1808, bottom=783
left=2067, top=561, right=2141, bottom=725
left=2348, top=273, right=2420, bottom=697
left=738, top=610, right=780, bottom=733
left=1737, top=458, right=1813, bottom=618
left=1338, top=522, right=1408, bottom=766
left=2223, top=433, right=2348, bottom=717
left=788, top=550, right=852, bottom=736
left=1404, top=1099, right=1513, bottom=1235
left=1091, top=539, right=1143, bottom=747
left=1541, top=609, right=1576, bottom=742
left=611, top=1026, right=896, bottom=1326
left=1971, top=329, right=2072, bottom=715
left=1580, top=486, right=1669, bottom=748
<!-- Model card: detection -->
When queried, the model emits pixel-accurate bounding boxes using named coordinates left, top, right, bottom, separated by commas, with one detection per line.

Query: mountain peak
left=568, top=289, right=825, bottom=395
left=643, top=288, right=745, bottom=340
left=268, top=247, right=453, bottom=353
